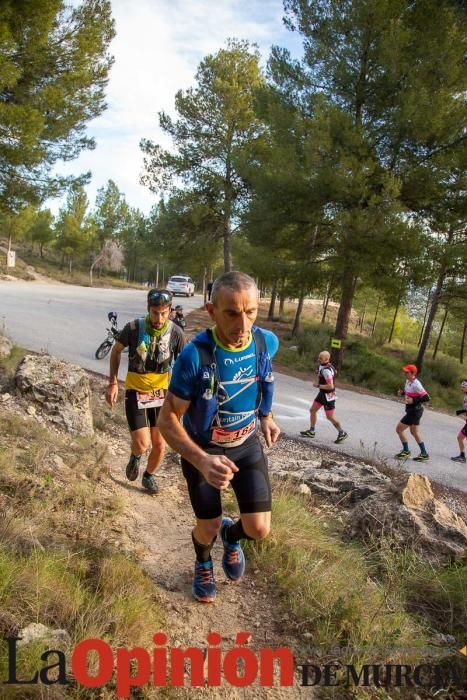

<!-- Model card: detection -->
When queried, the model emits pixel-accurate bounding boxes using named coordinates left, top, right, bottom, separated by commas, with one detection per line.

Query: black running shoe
left=126, top=454, right=141, bottom=481
left=300, top=429, right=316, bottom=438
left=142, top=472, right=159, bottom=494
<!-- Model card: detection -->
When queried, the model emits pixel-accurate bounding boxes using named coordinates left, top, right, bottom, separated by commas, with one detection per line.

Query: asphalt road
left=1, top=280, right=465, bottom=493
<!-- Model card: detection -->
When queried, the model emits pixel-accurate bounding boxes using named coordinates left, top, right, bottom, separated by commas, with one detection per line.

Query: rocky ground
left=1, top=331, right=466, bottom=698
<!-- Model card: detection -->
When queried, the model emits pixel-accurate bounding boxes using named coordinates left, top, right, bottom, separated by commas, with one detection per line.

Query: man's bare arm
left=106, top=342, right=124, bottom=406
left=109, top=341, right=124, bottom=382
left=158, top=392, right=208, bottom=468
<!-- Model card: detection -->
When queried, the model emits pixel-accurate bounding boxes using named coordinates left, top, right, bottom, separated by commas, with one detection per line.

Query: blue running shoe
left=192, top=559, right=216, bottom=603
left=220, top=517, right=246, bottom=581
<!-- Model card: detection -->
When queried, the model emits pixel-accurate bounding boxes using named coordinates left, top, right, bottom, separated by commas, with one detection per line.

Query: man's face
left=148, top=303, right=171, bottom=330
left=206, top=287, right=259, bottom=348
left=318, top=353, right=330, bottom=364
left=404, top=370, right=415, bottom=381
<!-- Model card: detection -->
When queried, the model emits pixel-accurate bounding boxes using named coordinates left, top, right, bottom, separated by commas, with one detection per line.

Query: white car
left=167, top=275, right=195, bottom=297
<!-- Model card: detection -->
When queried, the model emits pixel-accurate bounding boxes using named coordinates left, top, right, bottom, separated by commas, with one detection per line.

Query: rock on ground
left=15, top=354, right=93, bottom=435
left=348, top=473, right=467, bottom=561
left=17, top=622, right=71, bottom=648
left=0, top=335, right=12, bottom=358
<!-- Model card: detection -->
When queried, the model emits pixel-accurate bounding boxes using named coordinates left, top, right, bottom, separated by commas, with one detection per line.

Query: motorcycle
left=95, top=311, right=123, bottom=359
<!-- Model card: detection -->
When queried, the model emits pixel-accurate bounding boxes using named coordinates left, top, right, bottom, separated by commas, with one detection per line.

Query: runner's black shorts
left=313, top=390, right=336, bottom=412
left=181, top=434, right=271, bottom=520
left=400, top=407, right=423, bottom=426
left=125, top=389, right=161, bottom=432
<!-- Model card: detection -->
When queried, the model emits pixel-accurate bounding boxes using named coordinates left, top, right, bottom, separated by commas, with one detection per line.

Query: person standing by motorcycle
left=172, top=305, right=186, bottom=331
left=106, top=289, right=185, bottom=493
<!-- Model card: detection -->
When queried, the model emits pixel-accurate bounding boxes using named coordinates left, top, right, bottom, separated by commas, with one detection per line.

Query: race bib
left=325, top=391, right=336, bottom=402
left=211, top=419, right=255, bottom=447
left=136, top=389, right=165, bottom=409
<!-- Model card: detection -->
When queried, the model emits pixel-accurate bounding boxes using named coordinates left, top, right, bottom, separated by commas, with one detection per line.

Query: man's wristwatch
left=259, top=411, right=273, bottom=419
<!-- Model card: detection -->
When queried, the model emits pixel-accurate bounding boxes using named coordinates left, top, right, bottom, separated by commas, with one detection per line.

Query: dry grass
left=246, top=486, right=437, bottom=667
left=0, top=396, right=165, bottom=698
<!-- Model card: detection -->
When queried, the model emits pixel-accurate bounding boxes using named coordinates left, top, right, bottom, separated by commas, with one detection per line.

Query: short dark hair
left=211, top=271, right=257, bottom=305
left=147, top=289, right=172, bottom=307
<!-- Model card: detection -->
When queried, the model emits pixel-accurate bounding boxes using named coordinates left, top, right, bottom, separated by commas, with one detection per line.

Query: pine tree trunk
left=268, top=282, right=277, bottom=321
left=223, top=220, right=232, bottom=272
left=416, top=268, right=446, bottom=372
left=321, top=279, right=332, bottom=324
left=371, top=296, right=381, bottom=336
left=331, top=269, right=356, bottom=369
left=359, top=298, right=367, bottom=333
left=292, top=292, right=305, bottom=337
left=388, top=292, right=402, bottom=344
left=417, top=291, right=431, bottom=347
left=278, top=289, right=286, bottom=320
left=460, top=320, right=466, bottom=364
left=432, top=300, right=450, bottom=359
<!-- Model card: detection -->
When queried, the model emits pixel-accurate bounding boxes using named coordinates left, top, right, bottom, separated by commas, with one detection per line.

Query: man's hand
left=198, top=454, right=238, bottom=490
left=260, top=416, right=280, bottom=447
left=106, top=383, right=118, bottom=407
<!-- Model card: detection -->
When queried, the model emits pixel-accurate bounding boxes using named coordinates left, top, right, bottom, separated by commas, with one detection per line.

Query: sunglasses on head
left=147, top=290, right=172, bottom=306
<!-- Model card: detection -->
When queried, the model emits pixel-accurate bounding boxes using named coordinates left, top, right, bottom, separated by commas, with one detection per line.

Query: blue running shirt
left=169, top=328, right=279, bottom=445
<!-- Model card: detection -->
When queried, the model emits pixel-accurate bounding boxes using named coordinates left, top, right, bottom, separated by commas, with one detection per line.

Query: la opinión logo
left=2, top=632, right=294, bottom=696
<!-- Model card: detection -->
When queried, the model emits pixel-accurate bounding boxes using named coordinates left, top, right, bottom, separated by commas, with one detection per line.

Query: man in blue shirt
left=158, top=271, right=280, bottom=603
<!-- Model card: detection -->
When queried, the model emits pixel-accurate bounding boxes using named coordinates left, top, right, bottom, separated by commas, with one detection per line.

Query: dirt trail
left=105, top=427, right=313, bottom=699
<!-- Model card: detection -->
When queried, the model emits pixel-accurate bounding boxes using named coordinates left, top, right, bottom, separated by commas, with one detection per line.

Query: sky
left=50, top=0, right=303, bottom=216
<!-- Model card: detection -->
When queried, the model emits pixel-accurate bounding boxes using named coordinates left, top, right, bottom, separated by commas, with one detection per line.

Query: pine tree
left=141, top=39, right=265, bottom=271
left=0, top=0, right=114, bottom=213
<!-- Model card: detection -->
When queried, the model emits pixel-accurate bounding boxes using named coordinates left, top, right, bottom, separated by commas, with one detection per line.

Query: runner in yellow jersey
left=106, top=289, right=185, bottom=493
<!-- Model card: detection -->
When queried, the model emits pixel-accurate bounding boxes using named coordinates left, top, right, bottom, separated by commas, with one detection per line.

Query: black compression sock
left=143, top=470, right=153, bottom=479
left=191, top=531, right=216, bottom=563
left=225, top=519, right=254, bottom=544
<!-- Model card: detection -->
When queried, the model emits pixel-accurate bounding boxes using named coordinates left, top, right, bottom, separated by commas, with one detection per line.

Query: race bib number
left=136, top=389, right=165, bottom=409
left=211, top=419, right=255, bottom=447
left=325, top=391, right=336, bottom=402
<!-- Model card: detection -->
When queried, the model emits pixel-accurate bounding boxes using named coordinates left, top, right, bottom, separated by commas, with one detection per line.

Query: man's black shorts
left=400, top=408, right=423, bottom=426
left=125, top=389, right=161, bottom=432
left=313, top=390, right=336, bottom=412
left=181, top=434, right=271, bottom=520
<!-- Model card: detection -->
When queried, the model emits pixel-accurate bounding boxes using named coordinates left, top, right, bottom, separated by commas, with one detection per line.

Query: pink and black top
left=403, top=378, right=430, bottom=408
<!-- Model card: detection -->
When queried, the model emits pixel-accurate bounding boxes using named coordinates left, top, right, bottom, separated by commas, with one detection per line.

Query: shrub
left=423, top=354, right=461, bottom=389
left=296, top=324, right=334, bottom=360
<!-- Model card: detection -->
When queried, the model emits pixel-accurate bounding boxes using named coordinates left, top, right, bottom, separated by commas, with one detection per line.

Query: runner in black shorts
left=158, top=271, right=280, bottom=603
left=451, top=380, right=467, bottom=464
left=106, top=289, right=185, bottom=493
left=395, top=364, right=430, bottom=461
left=300, top=350, right=348, bottom=444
